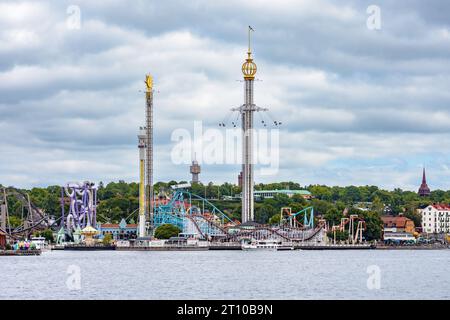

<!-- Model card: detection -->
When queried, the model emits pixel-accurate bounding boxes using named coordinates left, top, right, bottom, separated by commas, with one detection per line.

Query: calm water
left=1, top=250, right=449, bottom=299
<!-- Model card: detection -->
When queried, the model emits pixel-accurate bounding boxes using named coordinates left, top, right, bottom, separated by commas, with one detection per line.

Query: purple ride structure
left=60, top=182, right=97, bottom=237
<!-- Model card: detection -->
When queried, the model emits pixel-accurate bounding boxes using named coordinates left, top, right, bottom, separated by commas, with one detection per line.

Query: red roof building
left=430, top=204, right=450, bottom=211
left=381, top=215, right=415, bottom=234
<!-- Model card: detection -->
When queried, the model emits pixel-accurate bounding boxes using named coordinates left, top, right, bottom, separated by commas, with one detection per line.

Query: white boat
left=241, top=239, right=281, bottom=250
left=30, top=236, right=50, bottom=252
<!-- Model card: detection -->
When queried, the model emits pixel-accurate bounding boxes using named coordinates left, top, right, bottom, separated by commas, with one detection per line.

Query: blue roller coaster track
left=281, top=206, right=314, bottom=229
left=153, top=189, right=234, bottom=239
left=291, top=206, right=314, bottom=229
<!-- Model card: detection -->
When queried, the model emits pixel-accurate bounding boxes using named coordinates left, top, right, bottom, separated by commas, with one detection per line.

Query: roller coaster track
left=191, top=214, right=229, bottom=234
left=2, top=187, right=54, bottom=237
left=185, top=215, right=206, bottom=239
left=223, top=222, right=325, bottom=242
left=154, top=190, right=326, bottom=243
left=10, top=216, right=62, bottom=235
left=224, top=225, right=291, bottom=241
left=5, top=187, right=48, bottom=222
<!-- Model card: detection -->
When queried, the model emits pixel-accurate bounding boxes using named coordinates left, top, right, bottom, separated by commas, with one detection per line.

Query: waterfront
left=1, top=250, right=449, bottom=300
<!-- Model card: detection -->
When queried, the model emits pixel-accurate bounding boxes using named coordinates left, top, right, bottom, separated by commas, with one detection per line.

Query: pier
left=0, top=250, right=41, bottom=256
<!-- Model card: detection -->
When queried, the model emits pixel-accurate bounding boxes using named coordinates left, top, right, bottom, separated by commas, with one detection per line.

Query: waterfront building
left=381, top=215, right=415, bottom=234
left=420, top=204, right=450, bottom=234
left=98, top=218, right=138, bottom=240
left=418, top=167, right=431, bottom=197
left=238, top=189, right=312, bottom=201
left=383, top=232, right=416, bottom=243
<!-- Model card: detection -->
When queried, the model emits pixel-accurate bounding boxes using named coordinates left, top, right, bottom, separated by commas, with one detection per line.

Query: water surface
left=1, top=250, right=449, bottom=299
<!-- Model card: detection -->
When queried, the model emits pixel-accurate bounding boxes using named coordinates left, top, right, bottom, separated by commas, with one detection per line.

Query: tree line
left=2, top=181, right=445, bottom=240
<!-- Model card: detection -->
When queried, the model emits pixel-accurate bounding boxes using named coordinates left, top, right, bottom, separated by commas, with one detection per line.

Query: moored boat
left=241, top=239, right=281, bottom=250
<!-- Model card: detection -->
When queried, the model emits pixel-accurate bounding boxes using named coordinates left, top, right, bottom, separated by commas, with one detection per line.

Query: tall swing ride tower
left=238, top=26, right=267, bottom=223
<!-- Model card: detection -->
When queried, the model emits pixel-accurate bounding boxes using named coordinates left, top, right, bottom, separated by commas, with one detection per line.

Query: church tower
left=418, top=167, right=431, bottom=197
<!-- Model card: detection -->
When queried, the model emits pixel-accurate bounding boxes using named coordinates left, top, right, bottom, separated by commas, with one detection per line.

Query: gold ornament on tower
left=145, top=74, right=153, bottom=92
left=242, top=26, right=257, bottom=80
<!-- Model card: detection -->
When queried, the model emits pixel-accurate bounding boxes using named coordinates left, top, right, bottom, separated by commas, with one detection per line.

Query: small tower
left=418, top=167, right=431, bottom=197
left=190, top=155, right=201, bottom=184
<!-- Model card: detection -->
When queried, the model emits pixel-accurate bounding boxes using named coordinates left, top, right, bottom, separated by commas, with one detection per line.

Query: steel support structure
left=241, top=79, right=255, bottom=223
left=138, top=129, right=147, bottom=237
left=145, top=75, right=154, bottom=231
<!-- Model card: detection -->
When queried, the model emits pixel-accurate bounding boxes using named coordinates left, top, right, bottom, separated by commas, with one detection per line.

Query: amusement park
left=0, top=181, right=371, bottom=252
left=0, top=27, right=374, bottom=253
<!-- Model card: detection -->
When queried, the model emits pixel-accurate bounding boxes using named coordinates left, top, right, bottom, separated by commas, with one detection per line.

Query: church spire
left=418, top=167, right=431, bottom=197
left=422, top=167, right=427, bottom=184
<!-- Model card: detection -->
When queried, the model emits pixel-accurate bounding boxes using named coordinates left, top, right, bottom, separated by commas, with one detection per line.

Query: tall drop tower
left=137, top=128, right=146, bottom=237
left=239, top=26, right=260, bottom=223
left=145, top=74, right=154, bottom=231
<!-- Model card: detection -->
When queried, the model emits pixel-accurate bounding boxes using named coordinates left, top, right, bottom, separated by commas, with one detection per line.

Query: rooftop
left=381, top=216, right=413, bottom=228
left=254, top=189, right=311, bottom=195
left=430, top=204, right=450, bottom=211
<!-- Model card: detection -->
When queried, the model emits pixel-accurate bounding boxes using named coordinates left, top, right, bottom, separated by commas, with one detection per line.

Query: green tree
left=327, top=230, right=349, bottom=242
left=360, top=210, right=383, bottom=241
left=370, top=196, right=384, bottom=215
left=324, top=208, right=342, bottom=226
left=154, top=224, right=181, bottom=239
left=268, top=214, right=281, bottom=225
left=9, top=216, right=22, bottom=228
left=255, top=204, right=276, bottom=223
left=102, top=233, right=113, bottom=246
left=33, top=229, right=54, bottom=243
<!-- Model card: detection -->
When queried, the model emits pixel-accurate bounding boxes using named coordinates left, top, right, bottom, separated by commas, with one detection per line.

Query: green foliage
left=8, top=216, right=22, bottom=228
left=9, top=180, right=450, bottom=242
left=255, top=203, right=277, bottom=223
left=323, top=208, right=342, bottom=226
left=154, top=224, right=181, bottom=239
left=102, top=233, right=113, bottom=246
left=327, top=230, right=349, bottom=242
left=404, top=212, right=421, bottom=228
left=268, top=214, right=281, bottom=225
left=358, top=210, right=383, bottom=241
left=33, top=229, right=54, bottom=243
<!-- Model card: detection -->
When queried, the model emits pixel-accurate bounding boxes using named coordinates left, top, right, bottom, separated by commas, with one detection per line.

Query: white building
left=383, top=232, right=416, bottom=243
left=420, top=204, right=450, bottom=234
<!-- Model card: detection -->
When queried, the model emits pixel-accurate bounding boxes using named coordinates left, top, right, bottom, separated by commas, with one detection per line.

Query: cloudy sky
left=1, top=0, right=450, bottom=190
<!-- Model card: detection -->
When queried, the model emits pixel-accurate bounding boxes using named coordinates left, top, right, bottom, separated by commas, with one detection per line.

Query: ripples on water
left=1, top=250, right=449, bottom=299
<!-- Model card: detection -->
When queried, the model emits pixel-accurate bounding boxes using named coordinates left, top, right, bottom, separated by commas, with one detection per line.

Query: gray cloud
left=1, top=0, right=450, bottom=190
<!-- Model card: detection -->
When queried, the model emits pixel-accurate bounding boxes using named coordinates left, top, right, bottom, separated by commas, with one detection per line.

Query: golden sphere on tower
left=242, top=55, right=257, bottom=80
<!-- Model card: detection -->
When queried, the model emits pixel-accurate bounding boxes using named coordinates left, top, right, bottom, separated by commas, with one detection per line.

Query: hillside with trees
left=2, top=181, right=445, bottom=240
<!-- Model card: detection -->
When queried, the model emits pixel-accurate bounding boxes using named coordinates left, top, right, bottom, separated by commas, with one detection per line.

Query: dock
left=295, top=244, right=375, bottom=250
left=116, top=245, right=208, bottom=251
left=58, top=245, right=116, bottom=251
left=209, top=242, right=242, bottom=250
left=0, top=250, right=41, bottom=256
